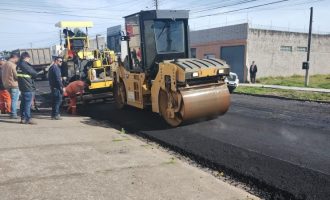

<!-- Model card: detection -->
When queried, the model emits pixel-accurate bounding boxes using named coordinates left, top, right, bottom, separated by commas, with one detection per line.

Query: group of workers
left=0, top=53, right=37, bottom=124
left=0, top=53, right=87, bottom=125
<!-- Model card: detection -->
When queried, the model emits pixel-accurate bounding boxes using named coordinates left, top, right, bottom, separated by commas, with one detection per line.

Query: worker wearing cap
left=64, top=80, right=87, bottom=115
left=17, top=52, right=38, bottom=124
left=0, top=57, right=11, bottom=114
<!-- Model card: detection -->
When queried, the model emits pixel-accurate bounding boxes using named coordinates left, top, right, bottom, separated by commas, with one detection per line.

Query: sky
left=0, top=0, right=329, bottom=51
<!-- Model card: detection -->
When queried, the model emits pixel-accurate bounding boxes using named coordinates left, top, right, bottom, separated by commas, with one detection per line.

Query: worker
left=48, top=57, right=64, bottom=120
left=0, top=57, right=11, bottom=114
left=250, top=61, right=258, bottom=84
left=64, top=80, right=87, bottom=115
left=1, top=53, right=20, bottom=119
left=17, top=52, right=38, bottom=124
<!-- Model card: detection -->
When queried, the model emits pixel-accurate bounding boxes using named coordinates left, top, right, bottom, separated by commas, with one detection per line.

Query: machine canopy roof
left=55, top=21, right=94, bottom=28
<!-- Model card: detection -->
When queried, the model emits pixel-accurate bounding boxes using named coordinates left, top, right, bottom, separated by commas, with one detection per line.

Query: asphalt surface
left=36, top=81, right=330, bottom=199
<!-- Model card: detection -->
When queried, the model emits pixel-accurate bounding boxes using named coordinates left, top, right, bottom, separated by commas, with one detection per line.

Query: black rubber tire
left=159, top=90, right=183, bottom=127
left=114, top=81, right=126, bottom=109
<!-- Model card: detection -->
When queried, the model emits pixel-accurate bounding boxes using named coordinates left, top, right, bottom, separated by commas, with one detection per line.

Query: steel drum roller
left=180, top=83, right=230, bottom=121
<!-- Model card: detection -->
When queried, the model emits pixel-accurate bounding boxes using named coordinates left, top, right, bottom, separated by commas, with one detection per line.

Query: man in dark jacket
left=249, top=61, right=258, bottom=84
left=17, top=52, right=38, bottom=124
left=48, top=57, right=63, bottom=120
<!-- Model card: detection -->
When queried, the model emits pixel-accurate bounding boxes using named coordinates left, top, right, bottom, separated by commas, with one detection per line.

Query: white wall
left=247, top=29, right=330, bottom=78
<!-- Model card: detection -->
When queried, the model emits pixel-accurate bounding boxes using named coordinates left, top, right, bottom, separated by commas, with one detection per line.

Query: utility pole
left=305, top=7, right=313, bottom=87
left=30, top=42, right=33, bottom=48
left=154, top=0, right=159, bottom=10
left=96, top=34, right=101, bottom=50
left=59, top=30, right=63, bottom=50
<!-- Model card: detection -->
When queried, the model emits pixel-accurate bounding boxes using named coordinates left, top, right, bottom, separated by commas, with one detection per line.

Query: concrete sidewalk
left=240, top=83, right=330, bottom=93
left=0, top=112, right=258, bottom=200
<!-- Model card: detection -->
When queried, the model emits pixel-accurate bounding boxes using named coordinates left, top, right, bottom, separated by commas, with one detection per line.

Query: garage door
left=220, top=45, right=245, bottom=82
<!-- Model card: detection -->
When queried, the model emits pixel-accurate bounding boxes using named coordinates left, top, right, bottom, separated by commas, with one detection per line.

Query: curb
left=234, top=92, right=330, bottom=104
left=239, top=84, right=330, bottom=93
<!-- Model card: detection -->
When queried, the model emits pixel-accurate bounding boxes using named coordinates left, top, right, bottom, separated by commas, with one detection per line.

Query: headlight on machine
left=192, top=72, right=199, bottom=77
left=218, top=69, right=225, bottom=74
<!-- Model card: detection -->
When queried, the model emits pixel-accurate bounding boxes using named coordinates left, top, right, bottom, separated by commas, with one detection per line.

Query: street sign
left=302, top=61, right=309, bottom=70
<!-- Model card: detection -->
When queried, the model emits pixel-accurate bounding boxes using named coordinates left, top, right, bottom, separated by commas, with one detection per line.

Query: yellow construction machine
left=55, top=21, right=114, bottom=102
left=113, top=10, right=231, bottom=126
left=88, top=48, right=115, bottom=91
left=55, top=21, right=94, bottom=78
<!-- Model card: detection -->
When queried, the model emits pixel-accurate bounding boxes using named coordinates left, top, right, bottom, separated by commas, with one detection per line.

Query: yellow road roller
left=113, top=10, right=230, bottom=126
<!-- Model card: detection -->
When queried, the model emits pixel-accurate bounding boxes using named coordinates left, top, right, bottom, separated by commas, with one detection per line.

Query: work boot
left=25, top=120, right=37, bottom=125
left=72, top=107, right=77, bottom=115
left=51, top=116, right=62, bottom=120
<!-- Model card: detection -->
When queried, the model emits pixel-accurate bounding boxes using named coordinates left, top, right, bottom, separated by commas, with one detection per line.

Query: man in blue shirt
left=48, top=57, right=64, bottom=120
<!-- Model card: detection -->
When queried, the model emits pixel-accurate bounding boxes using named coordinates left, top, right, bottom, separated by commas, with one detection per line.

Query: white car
left=225, top=72, right=239, bottom=93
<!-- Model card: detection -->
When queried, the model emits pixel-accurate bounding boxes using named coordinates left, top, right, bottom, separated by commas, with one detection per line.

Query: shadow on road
left=78, top=101, right=173, bottom=132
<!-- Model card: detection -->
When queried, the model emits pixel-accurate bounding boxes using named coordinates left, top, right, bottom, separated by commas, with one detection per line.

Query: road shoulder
left=0, top=113, right=258, bottom=200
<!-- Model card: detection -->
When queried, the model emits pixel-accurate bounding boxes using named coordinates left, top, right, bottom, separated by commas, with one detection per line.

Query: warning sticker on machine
left=127, top=91, right=135, bottom=101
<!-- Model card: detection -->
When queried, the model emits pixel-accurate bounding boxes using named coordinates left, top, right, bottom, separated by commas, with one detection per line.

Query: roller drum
left=180, top=83, right=230, bottom=121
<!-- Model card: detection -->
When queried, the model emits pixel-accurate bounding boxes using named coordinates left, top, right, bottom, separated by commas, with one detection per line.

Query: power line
left=0, top=15, right=55, bottom=25
left=154, top=0, right=159, bottom=10
left=232, top=0, right=325, bottom=14
left=192, top=0, right=291, bottom=18
left=0, top=31, right=55, bottom=34
left=192, top=0, right=260, bottom=13
left=172, top=0, right=257, bottom=11
left=0, top=8, right=120, bottom=20
left=0, top=0, right=141, bottom=13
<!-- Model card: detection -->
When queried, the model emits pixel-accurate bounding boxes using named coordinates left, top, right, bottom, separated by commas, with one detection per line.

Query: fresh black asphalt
left=36, top=81, right=330, bottom=199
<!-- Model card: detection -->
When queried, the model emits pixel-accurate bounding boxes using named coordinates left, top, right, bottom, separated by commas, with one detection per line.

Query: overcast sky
left=0, top=0, right=329, bottom=51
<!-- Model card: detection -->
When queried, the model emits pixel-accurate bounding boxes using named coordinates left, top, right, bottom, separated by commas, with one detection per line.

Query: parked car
left=225, top=72, right=239, bottom=93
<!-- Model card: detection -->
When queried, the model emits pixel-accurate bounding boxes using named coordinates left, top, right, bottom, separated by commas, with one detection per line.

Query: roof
left=190, top=23, right=248, bottom=46
left=55, top=21, right=94, bottom=28
left=124, top=10, right=189, bottom=20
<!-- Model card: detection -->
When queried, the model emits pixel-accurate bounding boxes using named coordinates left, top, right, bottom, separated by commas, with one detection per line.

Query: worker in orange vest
left=0, top=57, right=11, bottom=114
left=64, top=80, right=87, bottom=115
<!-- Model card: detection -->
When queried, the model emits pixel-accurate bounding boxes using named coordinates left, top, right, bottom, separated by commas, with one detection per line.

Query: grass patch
left=258, top=74, right=330, bottom=89
left=162, top=157, right=176, bottom=165
left=235, top=86, right=330, bottom=102
left=140, top=144, right=152, bottom=148
left=112, top=138, right=130, bottom=142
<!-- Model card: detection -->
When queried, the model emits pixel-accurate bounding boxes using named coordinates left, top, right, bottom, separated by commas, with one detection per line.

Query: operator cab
left=123, top=10, right=190, bottom=78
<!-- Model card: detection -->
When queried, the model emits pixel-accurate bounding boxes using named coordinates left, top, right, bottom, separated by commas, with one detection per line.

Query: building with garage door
left=190, top=23, right=330, bottom=82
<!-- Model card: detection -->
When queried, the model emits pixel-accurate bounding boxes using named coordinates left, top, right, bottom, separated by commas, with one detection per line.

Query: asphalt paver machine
left=55, top=21, right=114, bottom=102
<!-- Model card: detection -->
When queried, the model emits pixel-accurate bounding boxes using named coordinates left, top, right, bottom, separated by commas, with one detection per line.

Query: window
left=280, top=46, right=292, bottom=52
left=204, top=53, right=215, bottom=59
left=297, top=47, right=307, bottom=52
left=191, top=48, right=196, bottom=58
left=143, top=19, right=185, bottom=71
left=153, top=20, right=185, bottom=54
left=107, top=34, right=121, bottom=53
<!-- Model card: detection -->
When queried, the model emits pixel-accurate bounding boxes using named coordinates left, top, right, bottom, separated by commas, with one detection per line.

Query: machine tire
left=159, top=90, right=183, bottom=127
left=114, top=81, right=126, bottom=109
